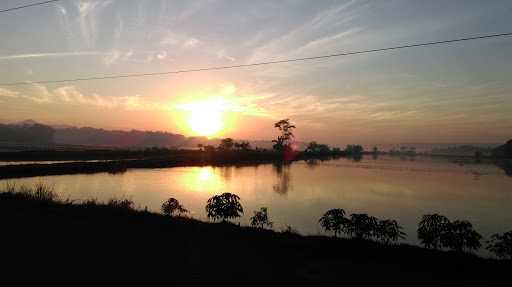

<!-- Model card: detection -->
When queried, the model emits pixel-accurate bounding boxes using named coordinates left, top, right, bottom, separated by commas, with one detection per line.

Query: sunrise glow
left=177, top=98, right=235, bottom=137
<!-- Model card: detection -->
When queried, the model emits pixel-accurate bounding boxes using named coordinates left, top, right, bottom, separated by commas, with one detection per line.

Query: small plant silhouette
left=250, top=207, right=273, bottom=229
left=417, top=214, right=450, bottom=249
left=319, top=208, right=347, bottom=238
left=486, top=231, right=512, bottom=259
left=107, top=198, right=134, bottom=210
left=440, top=220, right=482, bottom=253
left=161, top=198, right=188, bottom=216
left=205, top=193, right=243, bottom=222
left=375, top=219, right=406, bottom=244
left=347, top=213, right=378, bottom=239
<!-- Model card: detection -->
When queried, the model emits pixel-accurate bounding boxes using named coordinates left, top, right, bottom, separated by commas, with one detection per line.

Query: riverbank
left=0, top=149, right=344, bottom=179
left=1, top=188, right=509, bottom=286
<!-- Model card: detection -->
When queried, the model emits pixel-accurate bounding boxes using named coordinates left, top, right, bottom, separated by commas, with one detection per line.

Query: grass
left=0, top=184, right=510, bottom=286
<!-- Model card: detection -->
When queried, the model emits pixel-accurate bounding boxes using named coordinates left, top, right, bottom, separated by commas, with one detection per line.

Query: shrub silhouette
left=218, top=138, right=235, bottom=150
left=205, top=193, right=243, bottom=221
left=319, top=208, right=348, bottom=238
left=375, top=219, right=406, bottom=244
left=107, top=199, right=134, bottom=210
left=440, top=220, right=482, bottom=253
left=250, top=207, right=273, bottom=229
left=347, top=213, right=378, bottom=239
left=486, top=231, right=512, bottom=259
left=161, top=198, right=188, bottom=217
left=417, top=214, right=450, bottom=249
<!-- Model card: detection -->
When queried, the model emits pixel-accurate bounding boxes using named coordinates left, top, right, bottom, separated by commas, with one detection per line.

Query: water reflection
left=2, top=156, right=510, bottom=256
left=179, top=166, right=225, bottom=193
left=272, top=163, right=292, bottom=195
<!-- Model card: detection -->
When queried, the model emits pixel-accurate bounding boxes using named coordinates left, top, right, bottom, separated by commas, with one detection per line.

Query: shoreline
left=0, top=149, right=510, bottom=179
left=1, top=190, right=510, bottom=285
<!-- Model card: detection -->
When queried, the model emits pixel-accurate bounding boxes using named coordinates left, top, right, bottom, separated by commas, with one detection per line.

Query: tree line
left=161, top=194, right=512, bottom=259
left=198, top=119, right=365, bottom=158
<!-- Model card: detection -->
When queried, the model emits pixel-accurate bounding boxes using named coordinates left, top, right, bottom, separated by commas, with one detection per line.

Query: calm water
left=2, top=156, right=511, bottom=255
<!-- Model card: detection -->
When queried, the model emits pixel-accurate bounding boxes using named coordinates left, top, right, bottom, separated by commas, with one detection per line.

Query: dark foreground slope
left=1, top=195, right=509, bottom=286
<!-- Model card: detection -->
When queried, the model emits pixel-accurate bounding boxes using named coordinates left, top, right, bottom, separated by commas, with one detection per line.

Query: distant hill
left=54, top=127, right=191, bottom=148
left=0, top=122, right=54, bottom=145
left=492, top=140, right=512, bottom=158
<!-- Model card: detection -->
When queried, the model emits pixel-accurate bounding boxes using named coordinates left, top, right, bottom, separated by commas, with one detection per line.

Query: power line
left=1, top=32, right=511, bottom=87
left=0, top=0, right=61, bottom=13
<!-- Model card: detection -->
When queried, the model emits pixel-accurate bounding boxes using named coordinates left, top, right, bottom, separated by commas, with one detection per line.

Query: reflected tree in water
left=205, top=193, right=243, bottom=222
left=272, top=163, right=292, bottom=195
left=486, top=230, right=512, bottom=259
left=250, top=207, right=273, bottom=229
left=161, top=198, right=188, bottom=217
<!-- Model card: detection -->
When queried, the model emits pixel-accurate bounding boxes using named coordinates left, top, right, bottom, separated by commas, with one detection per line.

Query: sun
left=180, top=98, right=228, bottom=137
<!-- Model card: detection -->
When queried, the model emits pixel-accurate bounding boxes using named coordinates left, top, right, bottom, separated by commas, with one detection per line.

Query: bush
left=375, top=219, right=406, bottom=244
left=347, top=214, right=378, bottom=239
left=32, top=183, right=58, bottom=202
left=107, top=199, right=134, bottom=210
left=417, top=214, right=450, bottom=249
left=440, top=220, right=482, bottom=253
left=161, top=198, right=188, bottom=216
left=250, top=207, right=273, bottom=229
left=205, top=193, right=243, bottom=222
left=319, top=208, right=347, bottom=238
left=1, top=182, right=58, bottom=202
left=486, top=231, right=512, bottom=259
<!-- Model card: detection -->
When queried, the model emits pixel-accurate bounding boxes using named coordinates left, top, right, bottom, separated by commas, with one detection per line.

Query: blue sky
left=0, top=0, right=511, bottom=144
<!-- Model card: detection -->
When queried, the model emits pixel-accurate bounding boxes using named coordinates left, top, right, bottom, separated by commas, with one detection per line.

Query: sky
left=0, top=0, right=511, bottom=146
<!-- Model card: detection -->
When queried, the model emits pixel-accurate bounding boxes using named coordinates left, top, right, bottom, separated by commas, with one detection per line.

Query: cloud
left=183, top=38, right=201, bottom=48
left=160, top=33, right=202, bottom=49
left=77, top=0, right=113, bottom=47
left=0, top=51, right=108, bottom=61
left=0, top=88, right=19, bottom=98
left=156, top=51, right=168, bottom=60
left=13, top=84, right=160, bottom=111
left=216, top=50, right=235, bottom=62
left=247, top=1, right=367, bottom=63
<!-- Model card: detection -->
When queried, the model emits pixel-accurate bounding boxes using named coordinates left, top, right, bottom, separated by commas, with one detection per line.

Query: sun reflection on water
left=179, top=167, right=225, bottom=193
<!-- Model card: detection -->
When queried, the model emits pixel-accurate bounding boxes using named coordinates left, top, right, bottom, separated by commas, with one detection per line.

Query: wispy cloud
left=0, top=51, right=108, bottom=61
left=12, top=84, right=158, bottom=110
left=0, top=88, right=19, bottom=98
left=76, top=0, right=113, bottom=48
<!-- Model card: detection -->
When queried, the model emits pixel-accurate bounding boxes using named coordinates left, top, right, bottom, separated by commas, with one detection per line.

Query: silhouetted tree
left=205, top=193, right=243, bottom=222
left=272, top=119, right=296, bottom=152
left=417, top=214, right=450, bottom=249
left=375, top=219, right=406, bottom=244
left=319, top=208, right=348, bottom=238
left=347, top=213, right=378, bottom=240
left=440, top=220, right=482, bottom=253
left=486, top=231, right=512, bottom=259
left=204, top=145, right=216, bottom=152
left=305, top=141, right=331, bottom=154
left=161, top=198, right=188, bottom=216
left=234, top=141, right=251, bottom=151
left=345, top=145, right=364, bottom=155
left=219, top=138, right=235, bottom=150
left=250, top=207, right=273, bottom=229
